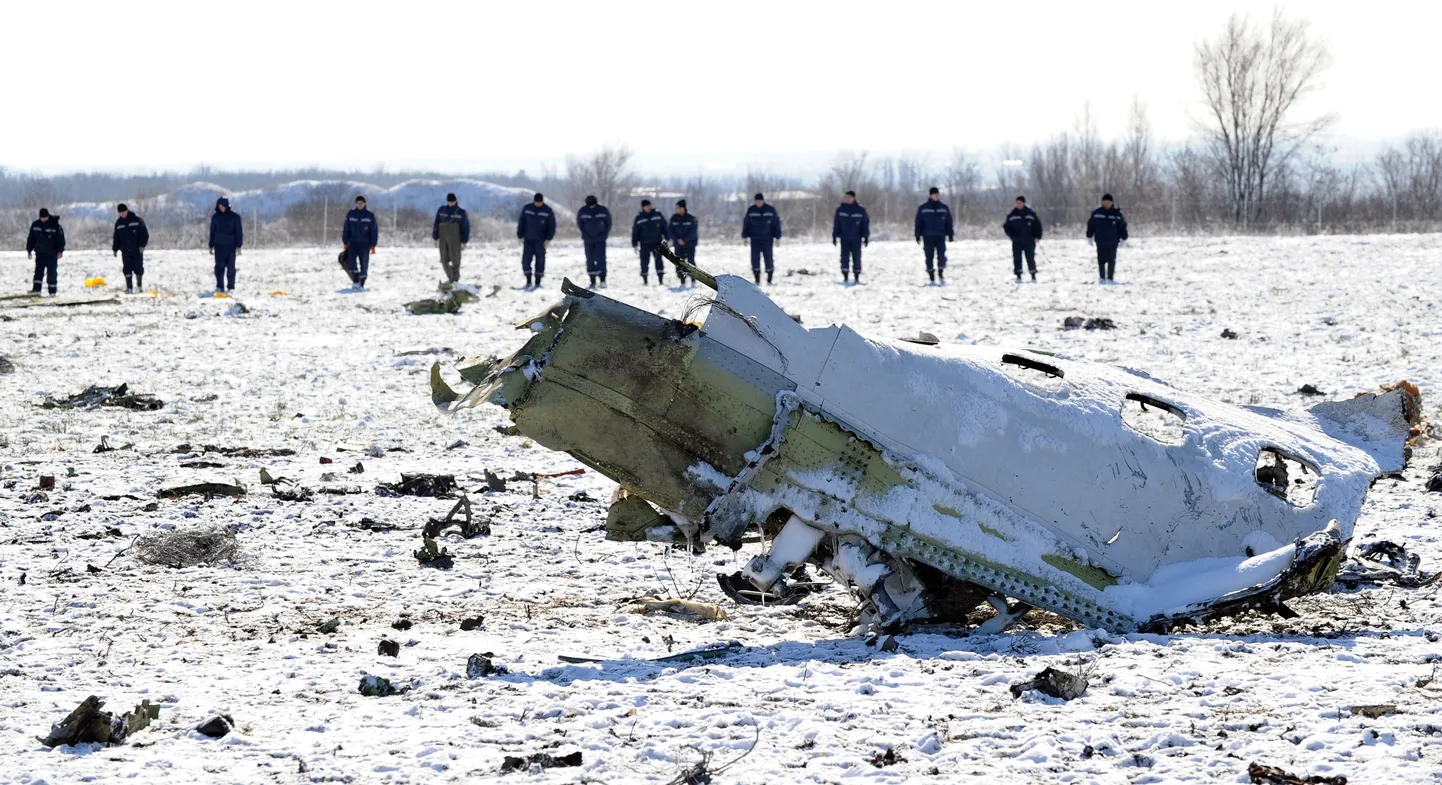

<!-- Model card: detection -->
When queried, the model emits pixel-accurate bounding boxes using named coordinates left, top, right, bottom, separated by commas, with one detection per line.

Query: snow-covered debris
left=438, top=248, right=1416, bottom=634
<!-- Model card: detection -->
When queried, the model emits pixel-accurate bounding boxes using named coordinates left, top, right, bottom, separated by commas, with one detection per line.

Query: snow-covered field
left=3, top=235, right=1440, bottom=784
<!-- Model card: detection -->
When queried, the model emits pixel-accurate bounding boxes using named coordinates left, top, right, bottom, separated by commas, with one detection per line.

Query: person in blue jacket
left=432, top=193, right=469, bottom=284
left=832, top=190, right=870, bottom=284
left=208, top=197, right=243, bottom=293
left=1085, top=193, right=1129, bottom=283
left=112, top=203, right=149, bottom=293
left=341, top=195, right=379, bottom=289
left=914, top=187, right=954, bottom=284
left=631, top=199, right=669, bottom=285
left=576, top=195, right=611, bottom=289
left=741, top=193, right=781, bottom=285
left=668, top=199, right=698, bottom=287
left=516, top=192, right=555, bottom=289
left=1002, top=196, right=1043, bottom=282
left=26, top=208, right=65, bottom=296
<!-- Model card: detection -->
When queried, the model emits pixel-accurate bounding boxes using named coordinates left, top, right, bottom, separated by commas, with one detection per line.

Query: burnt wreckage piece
left=433, top=245, right=1413, bottom=633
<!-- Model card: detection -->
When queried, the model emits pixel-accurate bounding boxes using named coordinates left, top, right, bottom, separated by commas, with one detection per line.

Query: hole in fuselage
left=1255, top=448, right=1318, bottom=507
left=1000, top=353, right=1065, bottom=392
left=1121, top=393, right=1186, bottom=445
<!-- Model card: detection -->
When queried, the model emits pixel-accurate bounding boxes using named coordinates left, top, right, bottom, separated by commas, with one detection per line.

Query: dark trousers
left=521, top=239, right=546, bottom=278
left=638, top=244, right=663, bottom=277
left=346, top=245, right=371, bottom=286
left=1012, top=242, right=1036, bottom=276
left=213, top=246, right=237, bottom=291
left=922, top=236, right=947, bottom=272
left=674, top=243, right=696, bottom=281
left=121, top=249, right=144, bottom=282
left=31, top=253, right=58, bottom=294
left=839, top=238, right=862, bottom=273
left=749, top=239, right=775, bottom=274
left=583, top=239, right=607, bottom=278
left=1096, top=244, right=1117, bottom=280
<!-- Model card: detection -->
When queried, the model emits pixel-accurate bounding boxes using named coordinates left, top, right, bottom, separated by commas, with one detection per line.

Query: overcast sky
left=2, top=0, right=1436, bottom=176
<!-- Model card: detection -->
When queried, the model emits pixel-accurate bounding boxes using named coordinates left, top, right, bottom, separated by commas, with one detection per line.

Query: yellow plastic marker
left=84, top=277, right=107, bottom=288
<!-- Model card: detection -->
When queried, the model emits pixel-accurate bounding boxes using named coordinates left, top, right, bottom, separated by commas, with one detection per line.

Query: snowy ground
left=2, top=235, right=1441, bottom=784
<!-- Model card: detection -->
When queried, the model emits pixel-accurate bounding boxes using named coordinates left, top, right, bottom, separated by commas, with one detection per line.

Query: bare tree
left=1194, top=10, right=1334, bottom=226
left=565, top=144, right=636, bottom=213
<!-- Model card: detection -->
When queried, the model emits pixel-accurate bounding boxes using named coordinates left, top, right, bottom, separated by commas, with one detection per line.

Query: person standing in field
left=26, top=208, right=65, bottom=296
left=668, top=199, right=697, bottom=287
left=341, top=195, right=378, bottom=289
left=741, top=193, right=781, bottom=285
left=576, top=195, right=611, bottom=289
left=516, top=193, right=555, bottom=289
left=1002, top=195, right=1043, bottom=283
left=832, top=190, right=869, bottom=284
left=112, top=203, right=149, bottom=293
left=631, top=199, right=669, bottom=285
left=432, top=193, right=469, bottom=284
left=208, top=197, right=243, bottom=294
left=1086, top=193, right=1128, bottom=284
left=914, top=187, right=953, bottom=284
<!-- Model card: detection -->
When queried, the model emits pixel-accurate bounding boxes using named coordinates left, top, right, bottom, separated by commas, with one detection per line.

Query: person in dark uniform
left=741, top=193, right=781, bottom=285
left=576, top=195, right=611, bottom=288
left=341, top=195, right=379, bottom=289
left=112, top=203, right=149, bottom=293
left=516, top=193, right=555, bottom=289
left=832, top=191, right=869, bottom=283
left=1002, top=196, right=1043, bottom=282
left=1085, top=193, right=1129, bottom=283
left=668, top=200, right=698, bottom=287
left=208, top=197, right=243, bottom=293
left=914, top=187, right=953, bottom=284
left=26, top=208, right=65, bottom=296
left=631, top=199, right=669, bottom=284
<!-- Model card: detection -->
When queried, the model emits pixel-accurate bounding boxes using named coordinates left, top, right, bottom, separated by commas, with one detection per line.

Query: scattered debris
left=1349, top=704, right=1398, bottom=718
left=557, top=640, right=744, bottom=666
left=348, top=462, right=365, bottom=475
left=717, top=568, right=820, bottom=606
left=424, top=496, right=488, bottom=538
left=1428, top=474, right=1442, bottom=494
left=466, top=653, right=503, bottom=678
left=179, top=460, right=227, bottom=469
left=492, top=425, right=520, bottom=437
left=358, top=675, right=400, bottom=697
left=377, top=473, right=458, bottom=498
left=567, top=490, right=595, bottom=502
left=1297, top=384, right=1326, bottom=396
left=157, top=482, right=245, bottom=499
left=629, top=597, right=727, bottom=622
left=499, top=751, right=581, bottom=773
left=459, top=616, right=485, bottom=631
left=785, top=268, right=817, bottom=277
left=319, top=456, right=333, bottom=464
left=41, top=383, right=163, bottom=411
left=0, top=356, right=13, bottom=374
left=1085, top=317, right=1117, bottom=330
left=396, top=347, right=454, bottom=357
left=134, top=525, right=241, bottom=568
left=1247, top=762, right=1347, bottom=785
left=869, top=748, right=904, bottom=768
left=92, top=437, right=133, bottom=453
left=482, top=469, right=507, bottom=492
left=271, top=485, right=314, bottom=502
left=446, top=439, right=469, bottom=450
left=39, top=475, right=55, bottom=491
left=1335, top=540, right=1437, bottom=588
left=318, top=618, right=341, bottom=634
left=391, top=619, right=413, bottom=631
left=1221, top=328, right=1239, bottom=339
left=195, top=714, right=234, bottom=739
left=413, top=537, right=454, bottom=569
left=898, top=332, right=941, bottom=345
left=39, top=696, right=159, bottom=748
left=377, top=639, right=400, bottom=657
left=1009, top=666, right=1089, bottom=701
left=405, top=292, right=464, bottom=316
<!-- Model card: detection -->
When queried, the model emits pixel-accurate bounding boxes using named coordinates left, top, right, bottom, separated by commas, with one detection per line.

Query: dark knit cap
left=355, top=195, right=366, bottom=204
left=753, top=193, right=764, bottom=201
left=117, top=203, right=129, bottom=213
left=533, top=192, right=544, bottom=202
left=845, top=190, right=855, bottom=197
left=676, top=199, right=686, bottom=208
left=585, top=195, right=597, bottom=205
left=1102, top=193, right=1113, bottom=202
left=929, top=187, right=939, bottom=195
left=446, top=192, right=457, bottom=202
left=1015, top=195, right=1026, bottom=203
left=641, top=199, right=652, bottom=207
left=38, top=208, right=50, bottom=218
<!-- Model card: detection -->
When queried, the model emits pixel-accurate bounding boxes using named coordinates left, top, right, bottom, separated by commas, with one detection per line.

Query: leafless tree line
left=4, top=12, right=1441, bottom=249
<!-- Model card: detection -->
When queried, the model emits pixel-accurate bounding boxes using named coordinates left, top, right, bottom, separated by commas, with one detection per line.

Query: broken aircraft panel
left=432, top=248, right=1414, bottom=633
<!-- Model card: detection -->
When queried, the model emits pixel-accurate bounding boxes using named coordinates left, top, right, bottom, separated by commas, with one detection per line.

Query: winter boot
left=1030, top=272, right=1037, bottom=282
left=854, top=271, right=861, bottom=284
left=588, top=275, right=597, bottom=289
left=937, top=269, right=945, bottom=284
left=843, top=270, right=850, bottom=283
left=525, top=274, right=533, bottom=289
left=135, top=273, right=143, bottom=291
left=534, top=276, right=542, bottom=290
left=927, top=270, right=934, bottom=284
left=1015, top=274, right=1023, bottom=283
left=753, top=271, right=761, bottom=284
left=658, top=272, right=665, bottom=286
left=600, top=277, right=607, bottom=289
left=678, top=271, right=688, bottom=286
left=125, top=275, right=134, bottom=293
left=766, top=271, right=774, bottom=285
left=642, top=274, right=648, bottom=285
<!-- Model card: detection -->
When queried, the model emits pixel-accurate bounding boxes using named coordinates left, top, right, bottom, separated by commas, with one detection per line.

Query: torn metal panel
left=435, top=267, right=1410, bottom=633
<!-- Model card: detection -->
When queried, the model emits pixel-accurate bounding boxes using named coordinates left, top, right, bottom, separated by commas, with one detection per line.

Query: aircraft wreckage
left=432, top=246, right=1416, bottom=634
